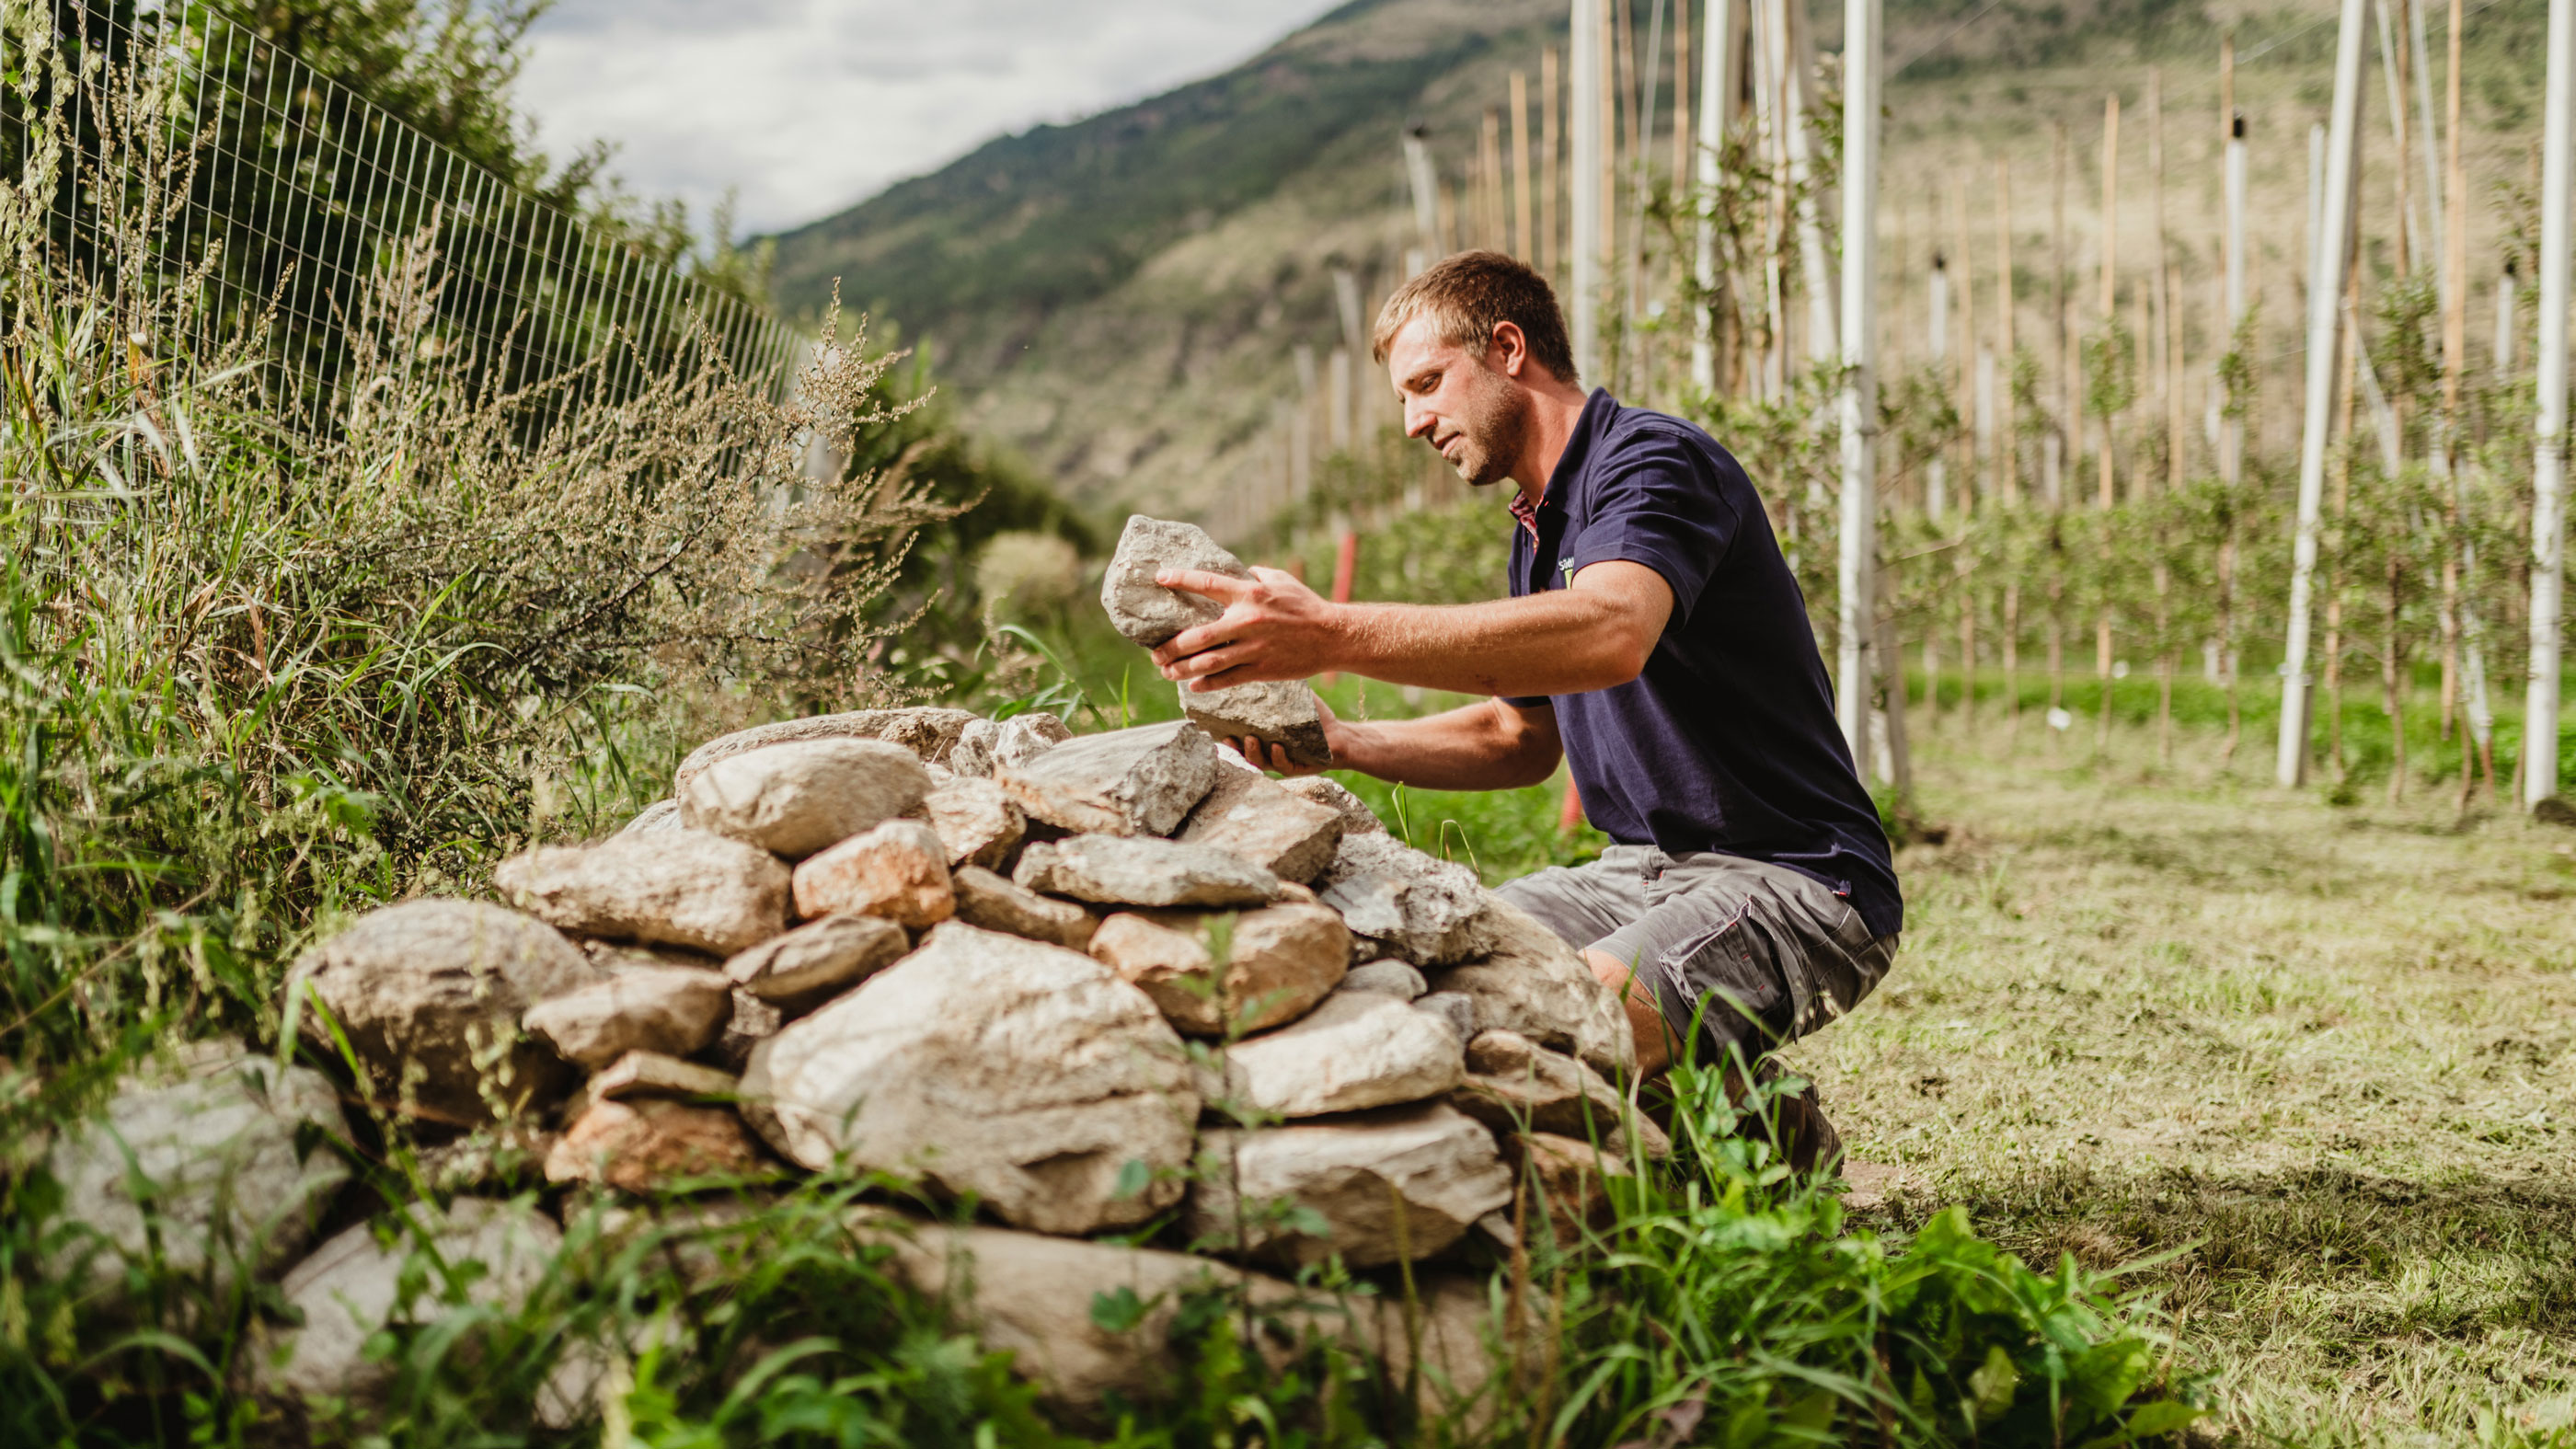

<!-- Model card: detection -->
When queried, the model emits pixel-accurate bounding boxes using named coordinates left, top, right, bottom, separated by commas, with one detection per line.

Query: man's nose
left=1403, top=401, right=1434, bottom=439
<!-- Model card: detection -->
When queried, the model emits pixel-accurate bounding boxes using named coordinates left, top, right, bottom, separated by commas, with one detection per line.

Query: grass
left=1797, top=703, right=2576, bottom=1447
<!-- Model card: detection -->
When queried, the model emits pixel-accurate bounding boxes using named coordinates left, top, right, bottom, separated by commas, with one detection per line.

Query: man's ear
left=1492, top=320, right=1528, bottom=378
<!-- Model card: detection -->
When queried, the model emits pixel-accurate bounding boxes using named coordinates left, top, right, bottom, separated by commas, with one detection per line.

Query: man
left=1149, top=250, right=1899, bottom=1156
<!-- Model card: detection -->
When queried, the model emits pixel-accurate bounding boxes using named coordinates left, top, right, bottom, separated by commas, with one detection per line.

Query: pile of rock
left=43, top=520, right=1657, bottom=1425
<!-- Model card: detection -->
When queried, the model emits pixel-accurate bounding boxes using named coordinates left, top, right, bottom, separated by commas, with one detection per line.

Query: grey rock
left=288, top=900, right=598, bottom=1124
left=1429, top=896, right=1637, bottom=1078
left=1342, top=960, right=1429, bottom=1000
left=1180, top=680, right=1335, bottom=771
left=249, top=1199, right=561, bottom=1409
left=1448, top=1029, right=1669, bottom=1160
left=1099, top=515, right=1244, bottom=647
left=1316, top=834, right=1490, bottom=966
left=1279, top=776, right=1386, bottom=834
left=674, top=707, right=980, bottom=793
left=1087, top=903, right=1348, bottom=1036
left=1213, top=988, right=1466, bottom=1119
left=677, top=737, right=931, bottom=858
left=948, top=713, right=1071, bottom=779
left=579, top=938, right=725, bottom=974
left=708, top=990, right=781, bottom=1074
left=722, top=913, right=909, bottom=1011
left=951, top=865, right=1099, bottom=949
left=44, top=1042, right=350, bottom=1304
left=523, top=965, right=732, bottom=1070
left=920, top=776, right=1026, bottom=869
left=996, top=719, right=1218, bottom=836
left=1413, top=991, right=1479, bottom=1041
left=616, top=799, right=684, bottom=836
left=790, top=819, right=954, bottom=927
left=1014, top=834, right=1278, bottom=909
left=569, top=1051, right=739, bottom=1121
left=496, top=830, right=790, bottom=958
left=1188, top=1103, right=1513, bottom=1268
left=1174, top=766, right=1343, bottom=882
left=742, top=923, right=1197, bottom=1234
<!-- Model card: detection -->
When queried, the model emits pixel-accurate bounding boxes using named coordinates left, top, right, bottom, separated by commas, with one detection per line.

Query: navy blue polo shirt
left=1504, top=389, right=1902, bottom=938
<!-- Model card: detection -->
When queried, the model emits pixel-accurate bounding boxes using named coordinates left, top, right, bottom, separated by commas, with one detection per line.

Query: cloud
left=517, top=0, right=1348, bottom=236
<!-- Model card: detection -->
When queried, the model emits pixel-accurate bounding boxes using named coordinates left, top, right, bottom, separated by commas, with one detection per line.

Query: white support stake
left=1571, top=0, right=1604, bottom=386
left=2527, top=0, right=2576, bottom=806
left=1836, top=0, right=1882, bottom=762
left=2278, top=0, right=2375, bottom=788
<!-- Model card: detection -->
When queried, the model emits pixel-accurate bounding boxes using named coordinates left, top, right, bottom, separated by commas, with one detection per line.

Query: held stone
left=1315, top=834, right=1490, bottom=966
left=791, top=819, right=955, bottom=927
left=951, top=864, right=1099, bottom=949
left=1179, top=679, right=1335, bottom=771
left=496, top=830, right=790, bottom=958
left=996, top=720, right=1217, bottom=836
left=677, top=737, right=932, bottom=858
left=523, top=965, right=732, bottom=1070
left=741, top=923, right=1198, bottom=1235
left=1278, top=776, right=1386, bottom=834
left=674, top=707, right=980, bottom=793
left=1429, top=896, right=1636, bottom=1078
left=544, top=1097, right=765, bottom=1191
left=1099, top=515, right=1246, bottom=647
left=1013, top=834, right=1277, bottom=909
left=722, top=913, right=910, bottom=1011
left=1187, top=1103, right=1513, bottom=1268
left=920, top=776, right=1027, bottom=869
left=1213, top=987, right=1466, bottom=1119
left=947, top=713, right=1072, bottom=778
left=1087, top=903, right=1348, bottom=1036
left=288, top=899, right=598, bottom=1124
left=44, top=1042, right=351, bottom=1305
left=1174, top=767, right=1344, bottom=883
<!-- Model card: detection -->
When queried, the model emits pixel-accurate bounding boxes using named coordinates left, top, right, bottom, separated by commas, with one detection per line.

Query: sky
left=517, top=0, right=1350, bottom=239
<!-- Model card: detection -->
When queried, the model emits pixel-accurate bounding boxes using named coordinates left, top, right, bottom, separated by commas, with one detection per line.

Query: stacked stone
left=47, top=523, right=1656, bottom=1424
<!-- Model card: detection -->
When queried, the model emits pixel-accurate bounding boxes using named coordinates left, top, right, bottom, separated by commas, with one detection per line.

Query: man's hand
left=1220, top=696, right=1351, bottom=776
left=1151, top=566, right=1342, bottom=690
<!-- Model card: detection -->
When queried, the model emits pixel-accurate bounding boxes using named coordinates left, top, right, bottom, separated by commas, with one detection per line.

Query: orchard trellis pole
left=2524, top=0, right=2576, bottom=808
left=1836, top=0, right=1883, bottom=764
left=2278, top=0, right=2375, bottom=788
left=1692, top=0, right=1731, bottom=394
left=1571, top=0, right=1604, bottom=384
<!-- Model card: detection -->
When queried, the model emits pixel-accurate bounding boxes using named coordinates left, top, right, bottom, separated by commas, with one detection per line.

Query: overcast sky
left=518, top=0, right=1349, bottom=239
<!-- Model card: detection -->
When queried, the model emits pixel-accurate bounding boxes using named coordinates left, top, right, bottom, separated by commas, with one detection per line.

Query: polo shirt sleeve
left=1566, top=428, right=1742, bottom=624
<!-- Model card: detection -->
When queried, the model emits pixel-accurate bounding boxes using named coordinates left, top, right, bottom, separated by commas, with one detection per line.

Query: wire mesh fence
left=5, top=0, right=806, bottom=433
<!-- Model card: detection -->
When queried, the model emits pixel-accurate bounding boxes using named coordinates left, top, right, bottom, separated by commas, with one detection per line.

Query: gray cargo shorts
left=1495, top=845, right=1898, bottom=1068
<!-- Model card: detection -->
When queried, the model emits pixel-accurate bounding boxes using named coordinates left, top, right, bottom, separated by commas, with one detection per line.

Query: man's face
left=1386, top=314, right=1527, bottom=489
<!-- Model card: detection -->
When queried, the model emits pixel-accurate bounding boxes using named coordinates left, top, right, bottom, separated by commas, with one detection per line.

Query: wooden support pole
left=2053, top=121, right=2073, bottom=509
left=2152, top=69, right=2182, bottom=493
left=2099, top=92, right=2121, bottom=510
left=1482, top=107, right=1507, bottom=251
left=1929, top=246, right=1950, bottom=519
left=1673, top=0, right=1693, bottom=186
left=1543, top=45, right=1561, bottom=280
left=2223, top=33, right=2248, bottom=486
left=1512, top=70, right=1535, bottom=261
left=1954, top=175, right=1977, bottom=510
left=1997, top=157, right=2018, bottom=505
left=1692, top=0, right=1732, bottom=394
left=2279, top=0, right=2375, bottom=788
left=1570, top=3, right=1604, bottom=383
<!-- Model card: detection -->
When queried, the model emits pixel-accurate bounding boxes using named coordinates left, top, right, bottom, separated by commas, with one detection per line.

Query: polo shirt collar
left=1532, top=388, right=1617, bottom=518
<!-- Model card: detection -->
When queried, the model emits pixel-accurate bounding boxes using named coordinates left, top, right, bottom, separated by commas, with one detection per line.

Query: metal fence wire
left=5, top=0, right=805, bottom=431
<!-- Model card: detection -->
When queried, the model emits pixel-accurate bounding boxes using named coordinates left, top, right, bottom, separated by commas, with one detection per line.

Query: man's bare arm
left=1231, top=696, right=1563, bottom=791
left=1150, top=560, right=1673, bottom=698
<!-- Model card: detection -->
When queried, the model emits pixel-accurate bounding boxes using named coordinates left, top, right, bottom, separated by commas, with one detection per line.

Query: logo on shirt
left=1558, top=558, right=1576, bottom=585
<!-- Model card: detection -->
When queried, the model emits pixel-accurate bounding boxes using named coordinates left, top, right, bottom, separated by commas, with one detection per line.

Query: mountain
left=764, top=0, right=2551, bottom=524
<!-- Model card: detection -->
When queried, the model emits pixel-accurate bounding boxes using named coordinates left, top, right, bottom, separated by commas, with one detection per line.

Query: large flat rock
left=1188, top=1103, right=1513, bottom=1268
left=677, top=737, right=930, bottom=858
left=1014, top=834, right=1278, bottom=909
left=289, top=899, right=598, bottom=1123
left=1174, top=766, right=1343, bottom=883
left=951, top=864, right=1098, bottom=949
left=496, top=829, right=790, bottom=958
left=1212, top=987, right=1466, bottom=1118
left=673, top=707, right=979, bottom=793
left=791, top=818, right=955, bottom=927
left=522, top=964, right=732, bottom=1069
left=1179, top=680, right=1335, bottom=772
left=722, top=912, right=910, bottom=1011
left=995, top=720, right=1216, bottom=836
left=742, top=923, right=1197, bottom=1234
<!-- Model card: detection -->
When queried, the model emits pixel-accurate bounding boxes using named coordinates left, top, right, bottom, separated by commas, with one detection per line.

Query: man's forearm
left=1329, top=589, right=1653, bottom=697
left=1334, top=700, right=1559, bottom=791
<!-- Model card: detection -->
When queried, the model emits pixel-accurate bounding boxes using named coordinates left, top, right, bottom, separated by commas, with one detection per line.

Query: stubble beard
left=1449, top=367, right=1528, bottom=489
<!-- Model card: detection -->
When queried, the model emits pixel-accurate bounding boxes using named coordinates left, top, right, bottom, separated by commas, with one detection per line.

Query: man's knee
left=1583, top=948, right=1676, bottom=1078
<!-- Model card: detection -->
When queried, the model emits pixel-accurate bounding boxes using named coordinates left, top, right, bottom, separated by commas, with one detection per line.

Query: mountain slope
left=765, top=0, right=2549, bottom=524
